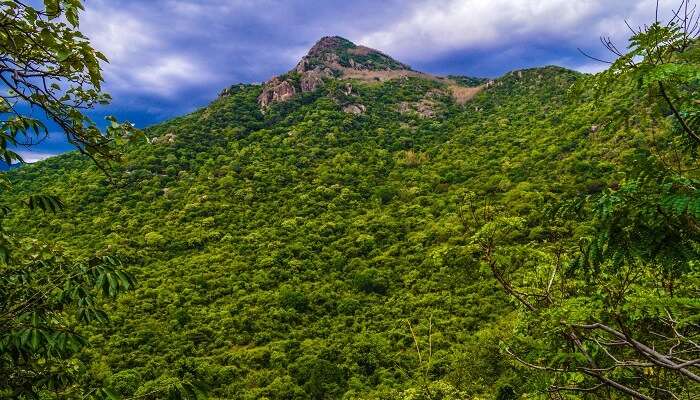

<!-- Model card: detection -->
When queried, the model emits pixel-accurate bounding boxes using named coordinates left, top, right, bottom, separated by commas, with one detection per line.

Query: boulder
left=343, top=104, right=366, bottom=115
left=152, top=132, right=177, bottom=145
left=258, top=78, right=296, bottom=108
left=300, top=72, right=324, bottom=93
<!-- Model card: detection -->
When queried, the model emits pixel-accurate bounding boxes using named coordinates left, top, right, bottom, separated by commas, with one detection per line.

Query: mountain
left=254, top=36, right=488, bottom=108
left=300, top=36, right=411, bottom=72
left=3, top=38, right=614, bottom=398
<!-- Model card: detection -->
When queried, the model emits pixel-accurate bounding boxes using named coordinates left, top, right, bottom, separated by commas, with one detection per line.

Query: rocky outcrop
left=342, top=103, right=366, bottom=115
left=255, top=35, right=486, bottom=110
left=300, top=72, right=326, bottom=92
left=152, top=132, right=177, bottom=145
left=398, top=99, right=439, bottom=118
left=257, top=36, right=411, bottom=109
left=257, top=78, right=297, bottom=108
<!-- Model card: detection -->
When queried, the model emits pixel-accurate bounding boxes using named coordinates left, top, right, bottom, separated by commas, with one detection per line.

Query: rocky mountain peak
left=296, top=36, right=410, bottom=74
left=257, top=36, right=413, bottom=108
left=306, top=36, right=355, bottom=57
left=251, top=36, right=492, bottom=110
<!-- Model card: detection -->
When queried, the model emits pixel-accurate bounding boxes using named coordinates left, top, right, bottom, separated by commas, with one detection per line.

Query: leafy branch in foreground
left=0, top=1, right=141, bottom=398
left=0, top=175, right=135, bottom=399
left=579, top=0, right=700, bottom=152
left=479, top=2, right=700, bottom=399
left=464, top=191, right=699, bottom=400
left=0, top=241, right=134, bottom=398
left=0, top=0, right=141, bottom=169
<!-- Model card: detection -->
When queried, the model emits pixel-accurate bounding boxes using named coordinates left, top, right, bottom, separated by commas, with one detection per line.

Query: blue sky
left=19, top=0, right=669, bottom=161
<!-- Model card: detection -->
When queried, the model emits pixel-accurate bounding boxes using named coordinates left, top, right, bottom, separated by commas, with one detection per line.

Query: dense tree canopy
left=2, top=66, right=607, bottom=399
left=1, top=2, right=698, bottom=399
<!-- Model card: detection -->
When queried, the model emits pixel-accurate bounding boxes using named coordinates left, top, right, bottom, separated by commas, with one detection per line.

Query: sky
left=18, top=0, right=672, bottom=161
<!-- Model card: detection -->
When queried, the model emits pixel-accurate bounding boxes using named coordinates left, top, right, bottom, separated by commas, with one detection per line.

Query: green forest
left=1, top=1, right=698, bottom=399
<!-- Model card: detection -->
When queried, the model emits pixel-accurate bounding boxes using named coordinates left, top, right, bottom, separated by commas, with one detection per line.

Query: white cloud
left=64, top=0, right=674, bottom=111
left=82, top=9, right=156, bottom=63
left=79, top=1, right=218, bottom=97
left=164, top=0, right=256, bottom=16
left=17, top=151, right=59, bottom=163
left=359, top=0, right=659, bottom=62
left=131, top=56, right=215, bottom=96
left=360, top=0, right=594, bottom=59
left=573, top=62, right=609, bottom=74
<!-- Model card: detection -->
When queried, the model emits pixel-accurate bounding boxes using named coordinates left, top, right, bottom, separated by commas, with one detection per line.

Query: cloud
left=358, top=0, right=660, bottom=68
left=80, top=0, right=663, bottom=98
left=82, top=8, right=156, bottom=63
left=17, top=151, right=59, bottom=163
left=360, top=0, right=597, bottom=58
left=77, top=0, right=414, bottom=98
left=130, top=56, right=216, bottom=97
left=80, top=1, right=219, bottom=98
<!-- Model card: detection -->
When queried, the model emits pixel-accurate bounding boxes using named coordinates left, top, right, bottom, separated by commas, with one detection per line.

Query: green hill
left=4, top=39, right=622, bottom=399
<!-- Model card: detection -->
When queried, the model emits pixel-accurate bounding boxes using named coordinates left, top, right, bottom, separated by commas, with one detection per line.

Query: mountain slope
left=3, top=41, right=614, bottom=398
left=255, top=37, right=487, bottom=108
left=300, top=36, right=411, bottom=72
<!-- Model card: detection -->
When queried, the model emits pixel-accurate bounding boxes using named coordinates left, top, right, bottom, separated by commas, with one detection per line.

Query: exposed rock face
left=255, top=35, right=486, bottom=110
left=300, top=72, right=325, bottom=92
left=257, top=78, right=297, bottom=108
left=342, top=104, right=366, bottom=115
left=398, top=98, right=440, bottom=118
left=257, top=36, right=411, bottom=109
left=298, top=36, right=410, bottom=72
left=152, top=132, right=177, bottom=145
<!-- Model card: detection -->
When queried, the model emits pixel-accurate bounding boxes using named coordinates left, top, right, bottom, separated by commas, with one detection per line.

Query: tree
left=0, top=245, right=134, bottom=398
left=477, top=2, right=700, bottom=398
left=0, top=1, right=139, bottom=398
left=0, top=0, right=139, bottom=167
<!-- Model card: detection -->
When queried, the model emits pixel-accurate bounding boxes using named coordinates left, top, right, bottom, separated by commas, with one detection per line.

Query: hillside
left=3, top=38, right=617, bottom=399
left=256, top=37, right=488, bottom=108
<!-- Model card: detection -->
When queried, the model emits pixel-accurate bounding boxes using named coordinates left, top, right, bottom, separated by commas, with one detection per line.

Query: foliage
left=446, top=76, right=488, bottom=88
left=0, top=0, right=138, bottom=397
left=473, top=3, right=700, bottom=399
left=0, top=0, right=140, bottom=167
left=2, top=5, right=698, bottom=398
left=2, top=66, right=591, bottom=398
left=0, top=245, right=133, bottom=399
